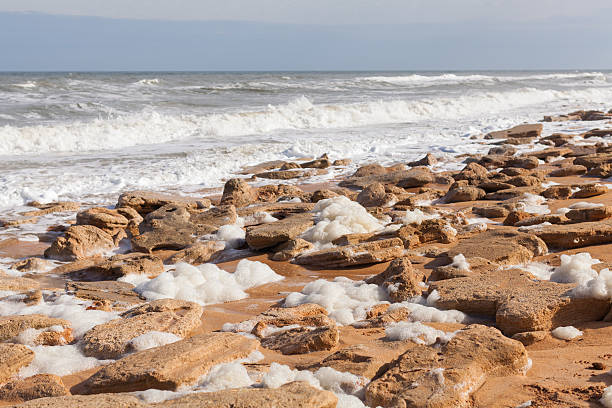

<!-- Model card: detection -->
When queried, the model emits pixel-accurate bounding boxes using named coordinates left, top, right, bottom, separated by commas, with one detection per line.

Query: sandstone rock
left=526, top=147, right=573, bottom=160
left=539, top=132, right=576, bottom=145
left=333, top=158, right=351, bottom=166
left=354, top=307, right=412, bottom=329
left=9, top=258, right=53, bottom=273
left=515, top=214, right=567, bottom=227
left=271, top=238, right=314, bottom=261
left=477, top=180, right=514, bottom=193
left=566, top=206, right=612, bottom=222
left=356, top=183, right=396, bottom=207
left=488, top=145, right=518, bottom=156
left=506, top=175, right=541, bottom=187
left=237, top=201, right=313, bottom=218
left=44, top=225, right=115, bottom=261
left=280, top=161, right=300, bottom=170
left=245, top=213, right=313, bottom=250
left=250, top=304, right=334, bottom=337
left=365, top=325, right=529, bottom=408
left=443, top=186, right=485, bottom=203
left=294, top=238, right=404, bottom=268
left=301, top=158, right=331, bottom=169
left=310, top=189, right=339, bottom=202
left=588, top=163, right=612, bottom=178
left=532, top=220, right=612, bottom=249
left=574, top=153, right=612, bottom=169
left=117, top=191, right=205, bottom=215
left=365, top=257, right=424, bottom=301
left=408, top=153, right=437, bottom=167
left=66, top=281, right=144, bottom=306
left=549, top=165, right=588, bottom=177
left=454, top=162, right=489, bottom=183
left=70, top=253, right=164, bottom=281
left=7, top=394, right=146, bottom=408
left=0, top=375, right=68, bottom=402
left=340, top=168, right=430, bottom=189
left=82, top=299, right=203, bottom=359
left=429, top=268, right=610, bottom=335
left=396, top=168, right=434, bottom=188
left=571, top=183, right=607, bottom=198
left=0, top=315, right=72, bottom=344
left=255, top=169, right=322, bottom=180
left=413, top=219, right=458, bottom=245
left=503, top=210, right=532, bottom=226
left=76, top=208, right=129, bottom=234
left=445, top=229, right=547, bottom=265
left=486, top=123, right=543, bottom=139
left=220, top=179, right=254, bottom=208
left=153, top=382, right=337, bottom=408
left=79, top=332, right=258, bottom=393
left=542, top=185, right=573, bottom=199
left=512, top=331, right=549, bottom=346
left=485, top=186, right=543, bottom=200
left=0, top=344, right=35, bottom=384
left=22, top=202, right=80, bottom=217
left=430, top=256, right=498, bottom=281
left=167, top=241, right=225, bottom=265
left=353, top=164, right=386, bottom=177
left=261, top=325, right=339, bottom=354
left=472, top=205, right=510, bottom=218
left=0, top=276, right=40, bottom=292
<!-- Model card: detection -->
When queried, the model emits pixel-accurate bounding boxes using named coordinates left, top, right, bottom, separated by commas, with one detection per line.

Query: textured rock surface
left=167, top=241, right=225, bottom=265
left=261, top=325, right=339, bottom=354
left=0, top=375, right=69, bottom=403
left=365, top=257, right=424, bottom=301
left=0, top=315, right=72, bottom=343
left=251, top=304, right=334, bottom=337
left=294, top=238, right=405, bottom=267
left=117, top=191, right=205, bottom=215
left=245, top=213, right=313, bottom=250
left=0, top=344, right=35, bottom=384
left=70, top=253, right=164, bottom=281
left=533, top=220, right=612, bottom=249
left=7, top=394, right=146, bottom=408
left=66, top=281, right=144, bottom=306
left=220, top=178, right=255, bottom=208
left=44, top=225, right=115, bottom=261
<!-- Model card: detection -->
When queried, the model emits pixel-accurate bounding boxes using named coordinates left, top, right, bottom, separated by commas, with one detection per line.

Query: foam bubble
left=551, top=326, right=583, bottom=340
left=127, top=331, right=182, bottom=352
left=385, top=321, right=456, bottom=345
left=20, top=344, right=110, bottom=377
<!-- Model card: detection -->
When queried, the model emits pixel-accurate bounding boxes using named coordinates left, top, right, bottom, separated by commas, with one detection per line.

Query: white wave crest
left=2, top=86, right=612, bottom=155
left=12, top=81, right=37, bottom=89
left=134, top=78, right=160, bottom=85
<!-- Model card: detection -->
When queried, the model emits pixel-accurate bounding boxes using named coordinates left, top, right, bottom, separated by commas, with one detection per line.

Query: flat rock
left=340, top=168, right=432, bottom=189
left=82, top=299, right=204, bottom=359
left=270, top=238, right=314, bottom=261
left=485, top=186, right=543, bottom=200
left=10, top=258, right=53, bottom=273
left=66, top=281, right=144, bottom=306
left=44, top=225, right=115, bottom=261
left=429, top=268, right=610, bottom=335
left=0, top=276, right=40, bottom=292
left=365, top=325, right=529, bottom=408
left=566, top=206, right=612, bottom=222
left=7, top=394, right=146, bottom=408
left=0, top=375, right=68, bottom=403
left=237, top=202, right=314, bottom=218
left=167, top=241, right=225, bottom=265
left=571, top=183, right=608, bottom=198
left=443, top=186, right=486, bottom=203
left=245, top=213, right=313, bottom=250
left=117, top=191, right=205, bottom=215
left=294, top=238, right=405, bottom=268
left=549, top=165, right=588, bottom=177
left=365, top=257, right=424, bottom=301
left=532, top=220, right=612, bottom=249
left=22, top=202, right=80, bottom=217
left=486, top=123, right=543, bottom=139
left=250, top=304, right=335, bottom=337
left=69, top=253, right=164, bottom=281
left=78, top=332, right=258, bottom=393
left=0, top=343, right=35, bottom=384
left=0, top=314, right=72, bottom=343
left=76, top=208, right=129, bottom=234
left=261, top=325, right=339, bottom=355
left=152, top=382, right=337, bottom=408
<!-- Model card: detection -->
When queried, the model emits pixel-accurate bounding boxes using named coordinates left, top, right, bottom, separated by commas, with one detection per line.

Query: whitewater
left=1, top=70, right=611, bottom=210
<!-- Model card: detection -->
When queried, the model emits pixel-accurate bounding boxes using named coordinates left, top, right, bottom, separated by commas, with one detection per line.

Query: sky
left=1, top=1, right=611, bottom=71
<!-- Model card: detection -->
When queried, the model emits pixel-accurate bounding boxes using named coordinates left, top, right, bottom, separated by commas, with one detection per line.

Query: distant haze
left=1, top=9, right=611, bottom=71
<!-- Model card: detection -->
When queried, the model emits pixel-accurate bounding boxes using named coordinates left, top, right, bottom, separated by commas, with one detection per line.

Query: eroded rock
left=44, top=225, right=115, bottom=261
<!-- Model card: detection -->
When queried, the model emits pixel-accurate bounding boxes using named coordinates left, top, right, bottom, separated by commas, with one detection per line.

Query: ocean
left=1, top=70, right=611, bottom=212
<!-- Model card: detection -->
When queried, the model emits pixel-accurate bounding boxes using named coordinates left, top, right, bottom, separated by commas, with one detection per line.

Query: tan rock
left=408, top=153, right=437, bottom=167
left=429, top=268, right=610, bottom=335
left=511, top=330, right=549, bottom=346
left=454, top=162, right=489, bottom=183
left=255, top=169, right=323, bottom=180
left=78, top=332, right=258, bottom=393
left=301, top=158, right=331, bottom=169
left=353, top=163, right=387, bottom=177
left=443, top=186, right=485, bottom=203
left=7, top=394, right=146, bottom=408
left=261, top=325, right=339, bottom=355
left=82, top=299, right=203, bottom=359
left=10, top=258, right=53, bottom=273
left=333, top=158, right=352, bottom=166
left=70, top=253, right=164, bottom=281
left=250, top=304, right=334, bottom=337
left=167, top=241, right=225, bottom=265
left=365, top=257, right=424, bottom=301
left=44, top=225, right=115, bottom=261
left=533, top=220, right=612, bottom=249
left=294, top=238, right=405, bottom=268
left=542, top=185, right=573, bottom=199
left=0, top=314, right=72, bottom=343
left=237, top=201, right=313, bottom=218
left=22, top=202, right=80, bottom=217
left=340, top=168, right=432, bottom=189
left=0, top=374, right=69, bottom=402
left=365, top=325, right=529, bottom=408
left=0, top=344, right=35, bottom=384
left=566, top=206, right=612, bottom=222
left=76, top=207, right=129, bottom=233
left=66, top=281, right=144, bottom=306
left=472, top=205, right=510, bottom=218
left=354, top=307, right=412, bottom=329
left=507, top=156, right=540, bottom=169
left=526, top=147, right=573, bottom=159
left=485, top=186, right=544, bottom=200
left=117, top=191, right=205, bottom=215
left=271, top=238, right=314, bottom=261
left=549, top=165, right=588, bottom=177
left=571, top=183, right=608, bottom=198
left=245, top=213, right=313, bottom=250
left=357, top=183, right=396, bottom=207
left=220, top=179, right=254, bottom=208
left=486, top=123, right=543, bottom=139
left=153, top=382, right=337, bottom=408
left=0, top=276, right=40, bottom=292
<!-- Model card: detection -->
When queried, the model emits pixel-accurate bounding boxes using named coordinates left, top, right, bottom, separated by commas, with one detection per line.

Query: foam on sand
left=549, top=253, right=600, bottom=285
left=385, top=321, right=456, bottom=345
left=20, top=344, right=110, bottom=377
left=551, top=326, right=583, bottom=340
left=401, top=208, right=437, bottom=225
left=601, top=386, right=612, bottom=408
left=301, top=196, right=384, bottom=246
left=134, top=259, right=283, bottom=305
left=127, top=331, right=182, bottom=352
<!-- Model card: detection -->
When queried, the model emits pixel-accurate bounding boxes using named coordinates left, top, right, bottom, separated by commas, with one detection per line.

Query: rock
left=566, top=206, right=612, bottom=222
left=532, top=220, right=612, bottom=249
left=9, top=258, right=53, bottom=273
left=271, top=238, right=314, bottom=261
left=443, top=186, right=485, bottom=203
left=357, top=183, right=396, bottom=207
left=354, top=307, right=411, bottom=328
left=117, top=191, right=205, bottom=215
left=430, top=257, right=498, bottom=281
left=0, top=375, right=69, bottom=402
left=485, top=186, right=543, bottom=200
left=514, top=214, right=567, bottom=227
left=0, top=276, right=40, bottom=292
left=472, top=205, right=510, bottom=218
left=76, top=208, right=129, bottom=234
left=220, top=179, right=254, bottom=208
left=22, top=202, right=80, bottom=217
left=429, top=268, right=610, bottom=335
left=245, top=213, right=313, bottom=250
left=78, top=332, right=258, bottom=393
left=542, top=185, right=573, bottom=199
left=303, top=340, right=418, bottom=379
left=301, top=158, right=331, bottom=169
left=7, top=394, right=146, bottom=408
left=507, top=156, right=540, bottom=169
left=477, top=180, right=515, bottom=193
left=280, top=162, right=301, bottom=170
left=454, top=162, right=489, bottom=184
left=294, top=238, right=405, bottom=268
left=408, top=153, right=437, bottom=167
left=261, top=326, right=339, bottom=355
left=70, top=253, right=164, bottom=281
left=238, top=202, right=314, bottom=218
left=167, top=241, right=225, bottom=265
left=365, top=325, right=529, bottom=408
left=255, top=169, right=322, bottom=180
left=66, top=281, right=144, bottom=306
left=574, top=153, right=612, bottom=169
left=506, top=175, right=541, bottom=187
left=0, top=344, right=35, bottom=384
left=365, top=257, right=424, bottom=301
left=445, top=229, right=547, bottom=265
left=588, top=163, right=612, bottom=178
left=239, top=160, right=287, bottom=175
left=310, top=189, right=340, bottom=202
left=44, top=225, right=115, bottom=261
left=503, top=210, right=531, bottom=226
left=0, top=315, right=72, bottom=344
left=396, top=168, right=434, bottom=188
left=82, top=299, right=204, bottom=359
left=153, top=382, right=337, bottom=408
left=353, top=164, right=386, bottom=177
left=488, top=145, right=518, bottom=155
left=341, top=169, right=430, bottom=189
left=571, top=183, right=607, bottom=198
left=526, top=147, right=573, bottom=160
left=549, top=165, right=588, bottom=177
left=333, top=159, right=351, bottom=166
left=486, top=123, right=543, bottom=139
left=250, top=304, right=334, bottom=337
left=512, top=331, right=549, bottom=346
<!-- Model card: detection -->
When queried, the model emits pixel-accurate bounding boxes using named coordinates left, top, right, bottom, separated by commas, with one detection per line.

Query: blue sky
left=1, top=1, right=611, bottom=71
